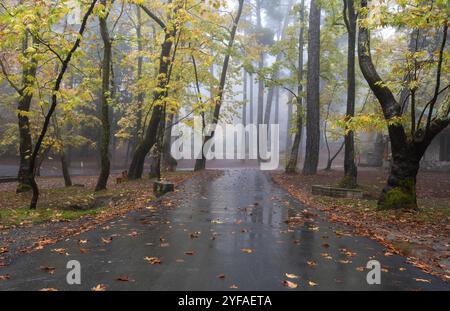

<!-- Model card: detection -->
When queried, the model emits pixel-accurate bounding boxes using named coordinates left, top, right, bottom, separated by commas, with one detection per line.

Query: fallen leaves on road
left=217, top=274, right=226, bottom=279
left=101, top=237, right=113, bottom=244
left=116, top=275, right=132, bottom=282
left=0, top=247, right=8, bottom=254
left=229, top=284, right=238, bottom=289
left=283, top=280, right=298, bottom=289
left=285, top=273, right=299, bottom=279
left=51, top=248, right=66, bottom=255
left=0, top=274, right=10, bottom=280
left=91, top=284, right=107, bottom=291
left=40, top=266, right=56, bottom=274
left=40, top=288, right=58, bottom=291
left=144, top=257, right=162, bottom=264
left=184, top=251, right=195, bottom=256
left=241, top=248, right=253, bottom=254
left=308, top=281, right=318, bottom=287
left=307, top=261, right=317, bottom=267
left=414, top=278, right=431, bottom=283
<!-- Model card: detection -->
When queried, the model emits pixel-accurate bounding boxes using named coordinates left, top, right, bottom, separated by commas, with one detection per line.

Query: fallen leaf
left=40, top=266, right=56, bottom=274
left=116, top=276, right=131, bottom=282
left=79, top=248, right=89, bottom=254
left=241, top=248, right=253, bottom=254
left=78, top=239, right=88, bottom=245
left=0, top=247, right=8, bottom=254
left=285, top=273, right=299, bottom=279
left=184, top=251, right=195, bottom=256
left=51, top=248, right=66, bottom=254
left=91, top=284, right=107, bottom=291
left=356, top=267, right=365, bottom=272
left=101, top=237, right=113, bottom=244
left=414, top=278, right=431, bottom=283
left=307, top=260, right=317, bottom=267
left=283, top=280, right=298, bottom=289
left=217, top=273, right=226, bottom=279
left=40, top=288, right=58, bottom=291
left=229, top=284, right=238, bottom=289
left=308, top=281, right=318, bottom=287
left=144, top=257, right=162, bottom=264
left=0, top=275, right=10, bottom=281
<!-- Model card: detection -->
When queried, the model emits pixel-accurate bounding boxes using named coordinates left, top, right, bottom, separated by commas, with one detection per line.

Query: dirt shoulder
left=270, top=168, right=450, bottom=282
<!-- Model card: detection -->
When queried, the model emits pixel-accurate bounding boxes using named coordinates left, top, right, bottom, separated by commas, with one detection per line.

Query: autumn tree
left=358, top=0, right=449, bottom=209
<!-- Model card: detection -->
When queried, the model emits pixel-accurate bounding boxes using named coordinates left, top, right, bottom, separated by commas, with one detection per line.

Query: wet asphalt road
left=0, top=170, right=448, bottom=291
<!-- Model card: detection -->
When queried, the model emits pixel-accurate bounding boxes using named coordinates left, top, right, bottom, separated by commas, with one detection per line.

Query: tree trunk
left=286, top=0, right=305, bottom=174
left=28, top=0, right=97, bottom=209
left=274, top=87, right=280, bottom=124
left=378, top=144, right=420, bottom=210
left=194, top=0, right=244, bottom=170
left=60, top=150, right=72, bottom=187
left=128, top=26, right=177, bottom=179
left=95, top=0, right=112, bottom=192
left=132, top=6, right=144, bottom=153
left=162, top=113, right=177, bottom=172
left=302, top=0, right=321, bottom=175
left=16, top=33, right=37, bottom=193
left=342, top=0, right=358, bottom=188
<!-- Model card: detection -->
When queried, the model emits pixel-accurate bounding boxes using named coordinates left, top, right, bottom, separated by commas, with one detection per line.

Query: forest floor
left=271, top=169, right=450, bottom=282
left=0, top=170, right=205, bottom=266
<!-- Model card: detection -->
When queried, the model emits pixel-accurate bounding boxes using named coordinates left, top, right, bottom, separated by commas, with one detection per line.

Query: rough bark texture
left=285, top=0, right=305, bottom=174
left=302, top=0, right=321, bottom=175
left=95, top=0, right=112, bottom=192
left=60, top=150, right=72, bottom=187
left=194, top=0, right=244, bottom=171
left=132, top=6, right=144, bottom=153
left=342, top=0, right=358, bottom=188
left=128, top=14, right=176, bottom=179
left=162, top=113, right=177, bottom=172
left=16, top=34, right=37, bottom=193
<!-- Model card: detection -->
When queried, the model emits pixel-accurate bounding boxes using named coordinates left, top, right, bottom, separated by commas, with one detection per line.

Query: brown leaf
left=414, top=278, right=431, bottom=283
left=144, top=256, right=162, bottom=264
left=79, top=248, right=89, bottom=254
left=285, top=273, right=299, bottom=279
left=283, top=280, right=298, bottom=289
left=116, top=275, right=131, bottom=282
left=0, top=274, right=10, bottom=281
left=184, top=251, right=195, bottom=256
left=40, top=288, right=58, bottom=291
left=51, top=248, right=66, bottom=255
left=101, top=237, right=113, bottom=244
left=91, top=284, right=107, bottom=291
left=307, top=260, right=317, bottom=267
left=241, top=248, right=253, bottom=254
left=308, top=281, right=318, bottom=287
left=217, top=273, right=226, bottom=279
left=40, top=266, right=56, bottom=274
left=229, top=284, right=238, bottom=289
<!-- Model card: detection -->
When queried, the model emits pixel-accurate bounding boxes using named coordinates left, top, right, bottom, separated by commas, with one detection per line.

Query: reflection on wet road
left=0, top=170, right=448, bottom=290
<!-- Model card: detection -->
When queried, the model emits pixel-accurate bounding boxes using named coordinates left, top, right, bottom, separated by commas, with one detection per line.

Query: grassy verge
left=0, top=171, right=192, bottom=227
